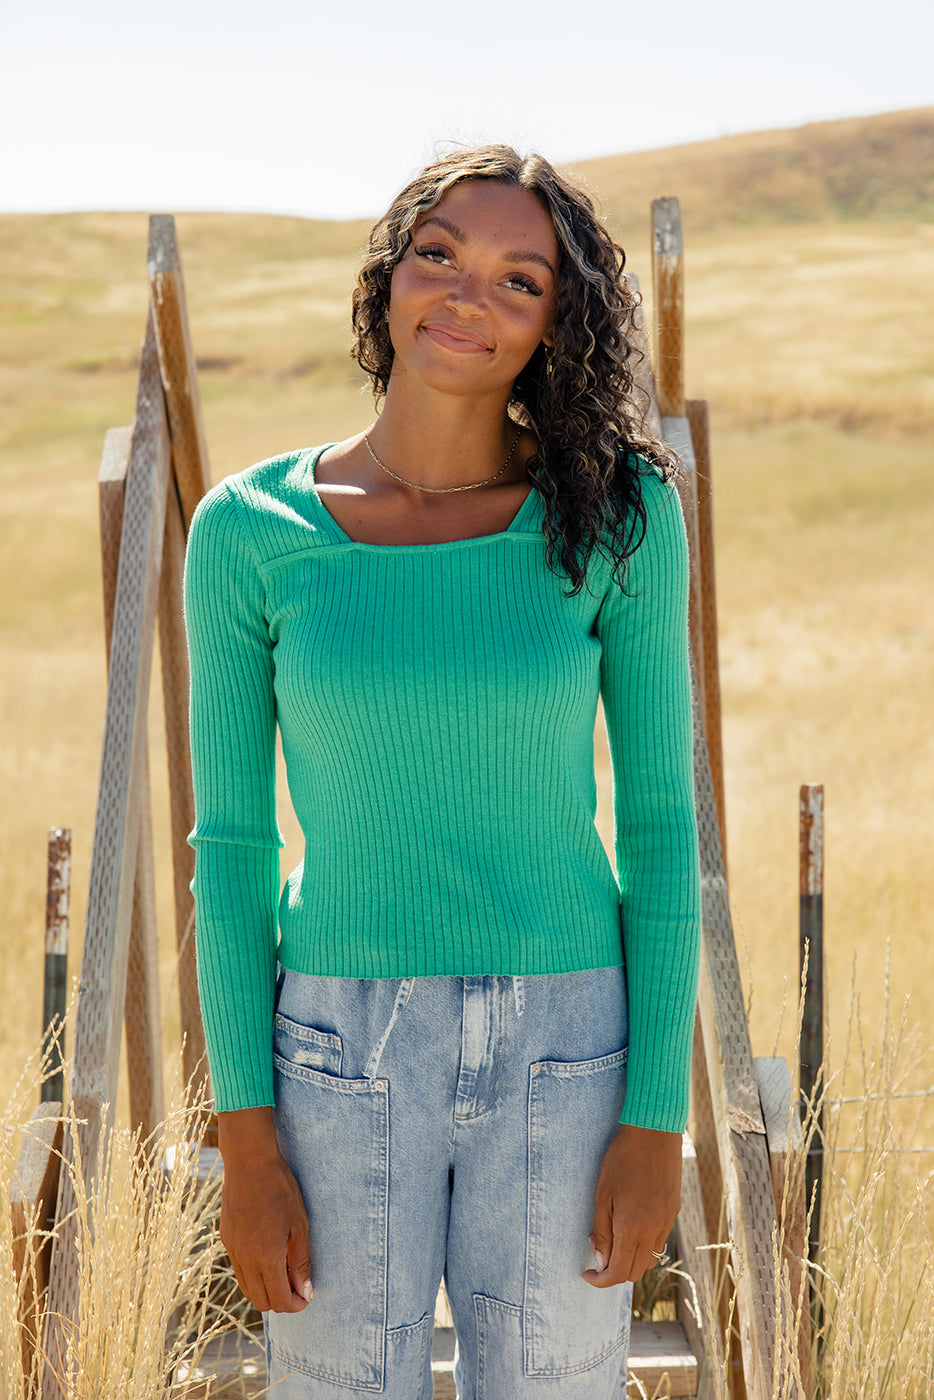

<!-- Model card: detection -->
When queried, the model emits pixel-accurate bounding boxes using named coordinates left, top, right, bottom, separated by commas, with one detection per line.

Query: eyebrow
left=417, top=214, right=557, bottom=278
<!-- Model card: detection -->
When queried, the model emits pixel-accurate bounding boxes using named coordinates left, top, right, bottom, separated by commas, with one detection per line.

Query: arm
left=185, top=483, right=311, bottom=1311
left=585, top=469, right=701, bottom=1285
left=184, top=481, right=283, bottom=1110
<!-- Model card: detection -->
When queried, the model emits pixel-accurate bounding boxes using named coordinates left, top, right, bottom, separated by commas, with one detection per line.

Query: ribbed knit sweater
left=184, top=446, right=701, bottom=1130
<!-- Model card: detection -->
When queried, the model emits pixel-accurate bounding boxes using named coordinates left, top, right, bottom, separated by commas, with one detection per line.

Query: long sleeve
left=596, top=470, right=701, bottom=1132
left=184, top=482, right=283, bottom=1111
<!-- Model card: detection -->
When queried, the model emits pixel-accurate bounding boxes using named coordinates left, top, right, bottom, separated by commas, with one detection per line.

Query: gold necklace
left=363, top=424, right=522, bottom=495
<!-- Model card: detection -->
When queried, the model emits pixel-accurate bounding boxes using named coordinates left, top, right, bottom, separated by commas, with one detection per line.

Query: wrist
left=217, top=1106, right=282, bottom=1165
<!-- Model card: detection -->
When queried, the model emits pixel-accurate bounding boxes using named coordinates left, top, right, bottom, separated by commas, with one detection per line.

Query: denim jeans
left=266, top=965, right=631, bottom=1398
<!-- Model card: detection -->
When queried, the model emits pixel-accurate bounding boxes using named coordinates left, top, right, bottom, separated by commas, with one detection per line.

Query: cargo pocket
left=524, top=1047, right=630, bottom=1378
left=269, top=1019, right=389, bottom=1391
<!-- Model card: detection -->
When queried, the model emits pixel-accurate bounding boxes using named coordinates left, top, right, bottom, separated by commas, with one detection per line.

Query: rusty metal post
left=41, top=829, right=71, bottom=1103
left=799, top=784, right=824, bottom=1269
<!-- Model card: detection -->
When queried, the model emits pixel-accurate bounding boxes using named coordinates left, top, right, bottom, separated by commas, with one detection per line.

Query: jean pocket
left=270, top=1061, right=389, bottom=1390
left=524, top=1047, right=630, bottom=1378
left=273, top=1011, right=343, bottom=1077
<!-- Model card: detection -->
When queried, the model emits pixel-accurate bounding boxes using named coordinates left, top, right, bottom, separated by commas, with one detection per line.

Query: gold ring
left=651, top=1250, right=670, bottom=1265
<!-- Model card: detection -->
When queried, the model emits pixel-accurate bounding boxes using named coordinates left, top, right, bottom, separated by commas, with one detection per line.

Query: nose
left=444, top=271, right=487, bottom=318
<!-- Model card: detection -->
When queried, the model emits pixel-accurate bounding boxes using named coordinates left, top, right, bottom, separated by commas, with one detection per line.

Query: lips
left=421, top=321, right=491, bottom=353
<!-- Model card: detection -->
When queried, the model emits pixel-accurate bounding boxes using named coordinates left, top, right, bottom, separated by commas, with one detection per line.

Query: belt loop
left=513, top=976, right=525, bottom=1018
left=365, top=978, right=414, bottom=1079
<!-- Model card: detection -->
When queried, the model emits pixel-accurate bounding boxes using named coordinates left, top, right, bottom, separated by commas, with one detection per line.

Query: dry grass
left=766, top=983, right=934, bottom=1399
left=3, top=995, right=930, bottom=1399
left=631, top=976, right=934, bottom=1399
left=0, top=1058, right=256, bottom=1400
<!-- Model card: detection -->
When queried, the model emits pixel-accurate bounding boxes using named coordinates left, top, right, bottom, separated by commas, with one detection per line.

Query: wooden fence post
left=148, top=214, right=211, bottom=526
left=685, top=399, right=727, bottom=873
left=652, top=196, right=685, bottom=419
left=756, top=1056, right=812, bottom=1395
left=41, top=312, right=170, bottom=1399
left=626, top=272, right=663, bottom=441
left=148, top=215, right=212, bottom=1099
left=99, top=424, right=165, bottom=1141
left=651, top=196, right=738, bottom=1393
left=691, top=663, right=798, bottom=1400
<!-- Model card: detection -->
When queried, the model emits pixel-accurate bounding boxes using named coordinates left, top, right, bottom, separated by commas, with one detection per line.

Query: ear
left=541, top=326, right=554, bottom=349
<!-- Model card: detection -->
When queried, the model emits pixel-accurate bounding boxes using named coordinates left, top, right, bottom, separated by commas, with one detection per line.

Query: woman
left=184, top=145, right=701, bottom=1400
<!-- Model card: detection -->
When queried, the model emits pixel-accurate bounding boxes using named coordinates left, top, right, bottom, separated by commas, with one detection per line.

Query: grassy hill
left=0, top=109, right=932, bottom=1107
left=576, top=106, right=934, bottom=232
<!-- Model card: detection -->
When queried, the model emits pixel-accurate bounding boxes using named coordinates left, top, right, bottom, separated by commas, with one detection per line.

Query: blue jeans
left=266, top=966, right=631, bottom=1398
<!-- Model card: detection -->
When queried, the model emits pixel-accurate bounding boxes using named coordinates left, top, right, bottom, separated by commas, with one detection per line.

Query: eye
left=504, top=272, right=544, bottom=297
left=415, top=243, right=453, bottom=266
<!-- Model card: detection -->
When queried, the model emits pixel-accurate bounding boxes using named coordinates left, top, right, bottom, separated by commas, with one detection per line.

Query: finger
left=583, top=1204, right=615, bottom=1287
left=236, top=1262, right=271, bottom=1313
left=287, top=1221, right=314, bottom=1304
left=583, top=1212, right=639, bottom=1289
left=223, top=1245, right=267, bottom=1313
left=262, top=1249, right=309, bottom=1313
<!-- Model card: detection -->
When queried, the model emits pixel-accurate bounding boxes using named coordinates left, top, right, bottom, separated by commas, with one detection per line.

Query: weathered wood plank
left=664, top=416, right=705, bottom=712
left=159, top=477, right=210, bottom=1099
left=685, top=399, right=727, bottom=873
left=628, top=1319, right=698, bottom=1397
left=99, top=424, right=164, bottom=1142
left=676, top=1134, right=726, bottom=1400
left=651, top=197, right=685, bottom=418
left=41, top=312, right=170, bottom=1398
left=11, top=1103, right=63, bottom=1388
left=148, top=214, right=211, bottom=529
left=690, top=665, right=803, bottom=1400
left=625, top=272, right=663, bottom=441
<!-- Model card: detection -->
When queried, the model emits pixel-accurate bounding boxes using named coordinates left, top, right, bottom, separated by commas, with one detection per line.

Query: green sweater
left=184, top=446, right=700, bottom=1129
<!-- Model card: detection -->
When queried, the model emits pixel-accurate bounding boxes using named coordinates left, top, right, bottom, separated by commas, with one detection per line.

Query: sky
left=2, top=0, right=931, bottom=221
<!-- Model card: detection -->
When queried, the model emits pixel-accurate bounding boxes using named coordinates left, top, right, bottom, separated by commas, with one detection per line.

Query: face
left=387, top=179, right=559, bottom=400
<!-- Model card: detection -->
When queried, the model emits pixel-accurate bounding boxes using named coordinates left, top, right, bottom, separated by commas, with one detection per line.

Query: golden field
left=0, top=108, right=932, bottom=1118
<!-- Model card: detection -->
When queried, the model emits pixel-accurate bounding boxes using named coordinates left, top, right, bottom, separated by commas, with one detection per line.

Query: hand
left=582, top=1122, right=682, bottom=1287
left=217, top=1107, right=313, bottom=1313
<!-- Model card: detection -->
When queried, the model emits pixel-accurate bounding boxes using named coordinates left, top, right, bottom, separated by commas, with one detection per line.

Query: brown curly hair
left=351, top=145, right=674, bottom=594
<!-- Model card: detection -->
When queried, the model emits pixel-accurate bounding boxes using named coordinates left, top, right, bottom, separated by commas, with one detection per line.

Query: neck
left=369, top=380, right=522, bottom=491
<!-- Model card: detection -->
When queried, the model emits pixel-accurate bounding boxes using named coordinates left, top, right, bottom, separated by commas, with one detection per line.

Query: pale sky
left=2, top=0, right=930, bottom=220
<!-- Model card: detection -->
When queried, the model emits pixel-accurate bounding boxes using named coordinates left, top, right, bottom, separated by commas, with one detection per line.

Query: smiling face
left=386, top=179, right=559, bottom=402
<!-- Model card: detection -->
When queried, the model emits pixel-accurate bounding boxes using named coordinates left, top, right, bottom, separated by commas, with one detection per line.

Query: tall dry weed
left=734, top=985, right=932, bottom=1398
left=637, top=971, right=934, bottom=1399
left=803, top=987, right=934, bottom=1399
left=1, top=1057, right=255, bottom=1400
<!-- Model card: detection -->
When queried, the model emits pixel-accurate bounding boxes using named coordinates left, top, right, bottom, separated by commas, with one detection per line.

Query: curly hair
left=351, top=144, right=675, bottom=594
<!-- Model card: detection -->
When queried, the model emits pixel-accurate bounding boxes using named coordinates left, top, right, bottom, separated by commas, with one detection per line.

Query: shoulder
left=631, top=459, right=687, bottom=559
left=192, top=448, right=321, bottom=526
left=188, top=446, right=334, bottom=552
left=593, top=458, right=684, bottom=571
left=633, top=457, right=680, bottom=516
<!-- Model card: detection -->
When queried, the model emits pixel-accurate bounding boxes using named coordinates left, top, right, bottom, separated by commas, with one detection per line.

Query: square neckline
left=306, top=444, right=540, bottom=549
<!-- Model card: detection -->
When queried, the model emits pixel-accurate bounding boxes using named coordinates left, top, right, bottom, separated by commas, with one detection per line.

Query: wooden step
left=431, top=1326, right=457, bottom=1398
left=176, top=1329, right=265, bottom=1398
left=627, top=1318, right=699, bottom=1397
left=177, top=1324, right=460, bottom=1398
left=181, top=1316, right=699, bottom=1398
